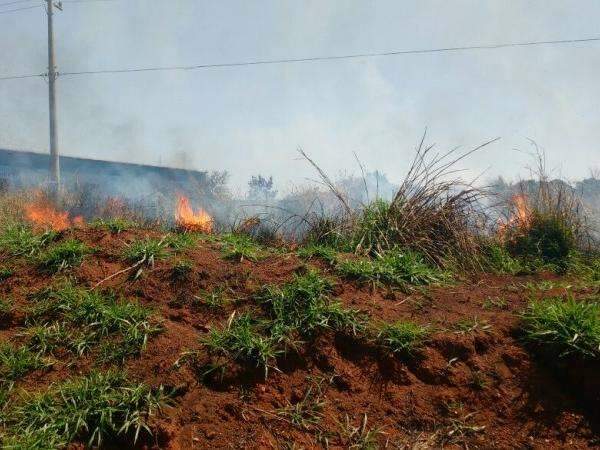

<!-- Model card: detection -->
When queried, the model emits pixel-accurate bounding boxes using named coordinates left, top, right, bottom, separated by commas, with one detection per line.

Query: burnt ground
left=1, top=226, right=599, bottom=449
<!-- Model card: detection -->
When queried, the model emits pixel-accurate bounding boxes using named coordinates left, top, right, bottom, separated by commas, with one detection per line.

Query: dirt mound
left=1, top=227, right=598, bottom=449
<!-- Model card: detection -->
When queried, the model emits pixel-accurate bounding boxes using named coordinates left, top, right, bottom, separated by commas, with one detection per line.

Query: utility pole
left=47, top=0, right=61, bottom=189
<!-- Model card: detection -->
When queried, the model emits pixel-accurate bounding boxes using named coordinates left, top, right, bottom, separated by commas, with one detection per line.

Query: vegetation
left=0, top=344, right=49, bottom=381
left=376, top=321, right=430, bottom=356
left=202, top=313, right=281, bottom=377
left=521, top=295, right=600, bottom=359
left=220, top=233, right=265, bottom=262
left=123, top=237, right=168, bottom=266
left=0, top=223, right=57, bottom=257
left=337, top=249, right=446, bottom=288
left=91, top=217, right=137, bottom=234
left=172, top=259, right=193, bottom=281
left=36, top=239, right=92, bottom=272
left=2, top=371, right=169, bottom=448
left=25, top=284, right=159, bottom=361
left=0, top=267, right=12, bottom=281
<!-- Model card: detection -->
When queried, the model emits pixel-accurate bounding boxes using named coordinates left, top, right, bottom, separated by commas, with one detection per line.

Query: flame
left=24, top=193, right=85, bottom=231
left=498, top=194, right=532, bottom=239
left=175, top=195, right=213, bottom=233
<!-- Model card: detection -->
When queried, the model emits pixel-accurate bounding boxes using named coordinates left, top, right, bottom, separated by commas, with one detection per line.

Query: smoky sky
left=1, top=0, right=599, bottom=191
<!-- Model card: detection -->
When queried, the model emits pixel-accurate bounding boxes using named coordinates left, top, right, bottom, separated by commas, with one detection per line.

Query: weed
left=376, top=321, right=430, bottom=356
left=337, top=249, right=445, bottom=288
left=195, top=286, right=229, bottom=308
left=276, top=384, right=325, bottom=430
left=259, top=270, right=365, bottom=338
left=26, top=284, right=159, bottom=360
left=202, top=313, right=281, bottom=377
left=0, top=223, right=58, bottom=256
left=0, top=344, right=49, bottom=381
left=483, top=243, right=523, bottom=275
left=221, top=234, right=264, bottom=262
left=452, top=317, right=492, bottom=334
left=37, top=239, right=91, bottom=273
left=338, top=413, right=384, bottom=449
left=172, top=259, right=193, bottom=281
left=521, top=295, right=600, bottom=358
left=123, top=237, right=168, bottom=266
left=470, top=370, right=488, bottom=390
left=91, top=218, right=137, bottom=234
left=165, top=232, right=198, bottom=252
left=0, top=297, right=11, bottom=317
left=297, top=244, right=339, bottom=265
left=3, top=370, right=169, bottom=448
left=482, top=296, right=508, bottom=310
left=0, top=267, right=12, bottom=281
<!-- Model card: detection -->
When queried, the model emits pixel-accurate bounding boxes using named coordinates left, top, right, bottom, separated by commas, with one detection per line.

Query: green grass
left=202, top=313, right=281, bottom=377
left=0, top=344, right=49, bottom=381
left=36, top=239, right=92, bottom=273
left=220, top=234, right=264, bottom=262
left=195, top=286, right=229, bottom=308
left=521, top=295, right=600, bottom=358
left=484, top=243, right=524, bottom=275
left=276, top=384, right=325, bottom=430
left=0, top=267, right=12, bottom=281
left=337, top=249, right=446, bottom=288
left=259, top=270, right=365, bottom=338
left=297, top=244, right=339, bottom=265
left=0, top=223, right=58, bottom=257
left=123, top=237, right=168, bottom=266
left=0, top=298, right=11, bottom=317
left=26, top=284, right=159, bottom=361
left=165, top=232, right=198, bottom=252
left=376, top=321, right=430, bottom=356
left=2, top=370, right=169, bottom=448
left=91, top=217, right=137, bottom=234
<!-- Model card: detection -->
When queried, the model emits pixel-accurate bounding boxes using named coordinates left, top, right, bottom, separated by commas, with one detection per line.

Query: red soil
left=1, top=227, right=598, bottom=449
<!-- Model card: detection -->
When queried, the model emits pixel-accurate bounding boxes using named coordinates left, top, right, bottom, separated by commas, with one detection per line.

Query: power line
left=0, top=4, right=40, bottom=14
left=0, top=0, right=36, bottom=6
left=0, top=73, right=42, bottom=81
left=2, top=35, right=600, bottom=80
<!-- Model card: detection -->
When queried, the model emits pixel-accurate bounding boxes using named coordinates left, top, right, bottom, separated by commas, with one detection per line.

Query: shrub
left=506, top=211, right=575, bottom=264
left=4, top=371, right=169, bottom=448
left=376, top=321, right=430, bottom=356
left=521, top=296, right=600, bottom=358
left=37, top=239, right=91, bottom=272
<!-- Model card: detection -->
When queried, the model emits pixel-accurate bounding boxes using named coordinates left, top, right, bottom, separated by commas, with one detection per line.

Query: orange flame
left=24, top=200, right=84, bottom=232
left=498, top=194, right=532, bottom=239
left=175, top=195, right=213, bottom=233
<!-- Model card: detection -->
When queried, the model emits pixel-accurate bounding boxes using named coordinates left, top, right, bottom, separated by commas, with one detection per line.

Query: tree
left=248, top=175, right=277, bottom=202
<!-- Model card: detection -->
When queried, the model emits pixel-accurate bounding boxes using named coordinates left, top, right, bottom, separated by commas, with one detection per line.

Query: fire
left=498, top=194, right=532, bottom=239
left=175, top=195, right=213, bottom=233
left=24, top=201, right=84, bottom=232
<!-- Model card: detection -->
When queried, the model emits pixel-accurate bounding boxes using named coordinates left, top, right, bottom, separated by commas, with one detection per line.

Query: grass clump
left=483, top=243, right=524, bottom=275
left=337, top=249, right=445, bottom=288
left=91, top=217, right=137, bottom=234
left=165, top=232, right=198, bottom=252
left=0, top=298, right=11, bottom=317
left=297, top=244, right=339, bottom=265
left=221, top=233, right=264, bottom=262
left=259, top=270, right=364, bottom=338
left=0, top=223, right=57, bottom=256
left=26, top=284, right=159, bottom=361
left=506, top=212, right=575, bottom=266
left=3, top=370, right=169, bottom=448
left=521, top=295, right=600, bottom=358
left=0, top=267, right=12, bottom=281
left=123, top=237, right=168, bottom=266
left=0, top=344, right=49, bottom=381
left=376, top=321, right=430, bottom=356
left=195, top=286, right=229, bottom=309
left=37, top=239, right=91, bottom=273
left=202, top=313, right=281, bottom=377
